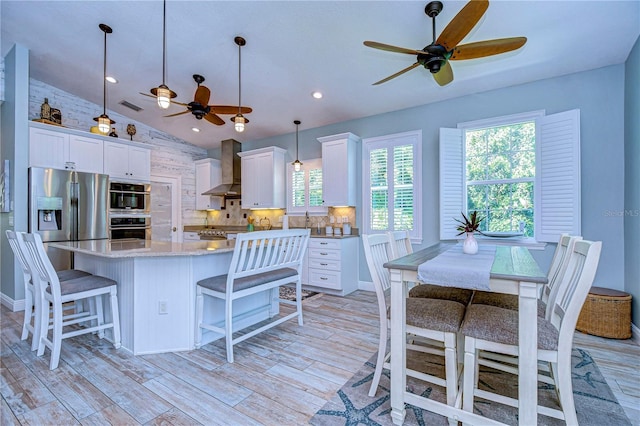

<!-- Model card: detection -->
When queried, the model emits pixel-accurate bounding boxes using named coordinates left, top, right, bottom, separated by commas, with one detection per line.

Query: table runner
left=417, top=244, right=496, bottom=290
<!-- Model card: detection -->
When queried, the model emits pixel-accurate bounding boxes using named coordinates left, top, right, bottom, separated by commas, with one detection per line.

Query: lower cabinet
left=303, top=237, right=358, bottom=296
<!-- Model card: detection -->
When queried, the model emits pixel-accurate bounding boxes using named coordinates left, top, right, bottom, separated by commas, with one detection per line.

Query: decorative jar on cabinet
left=317, top=132, right=360, bottom=207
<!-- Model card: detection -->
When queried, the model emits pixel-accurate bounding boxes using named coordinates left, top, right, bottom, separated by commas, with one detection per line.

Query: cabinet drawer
left=308, top=268, right=341, bottom=290
left=309, top=239, right=341, bottom=250
left=308, top=248, right=340, bottom=261
left=308, top=258, right=340, bottom=271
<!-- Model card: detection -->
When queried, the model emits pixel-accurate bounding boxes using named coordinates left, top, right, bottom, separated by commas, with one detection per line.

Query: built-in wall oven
left=109, top=182, right=150, bottom=214
left=109, top=215, right=151, bottom=240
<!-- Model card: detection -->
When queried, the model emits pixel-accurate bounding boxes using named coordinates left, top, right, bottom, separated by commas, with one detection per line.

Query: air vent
left=119, top=100, right=143, bottom=112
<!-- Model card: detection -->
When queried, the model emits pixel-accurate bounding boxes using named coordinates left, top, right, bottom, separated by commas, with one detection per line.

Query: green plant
left=454, top=211, right=485, bottom=235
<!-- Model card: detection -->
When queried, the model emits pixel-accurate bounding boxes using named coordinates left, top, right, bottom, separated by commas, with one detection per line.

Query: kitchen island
left=48, top=239, right=279, bottom=355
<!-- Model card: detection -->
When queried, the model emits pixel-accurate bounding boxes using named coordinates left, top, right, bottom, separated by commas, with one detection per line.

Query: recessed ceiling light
left=192, top=127, right=200, bottom=132
left=312, top=91, right=323, bottom=99
left=105, top=76, right=117, bottom=83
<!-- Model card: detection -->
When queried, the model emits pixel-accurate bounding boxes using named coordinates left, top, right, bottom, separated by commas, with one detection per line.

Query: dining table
left=383, top=242, right=548, bottom=425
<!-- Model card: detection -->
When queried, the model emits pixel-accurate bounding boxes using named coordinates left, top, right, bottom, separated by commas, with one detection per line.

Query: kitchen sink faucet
left=305, top=211, right=310, bottom=229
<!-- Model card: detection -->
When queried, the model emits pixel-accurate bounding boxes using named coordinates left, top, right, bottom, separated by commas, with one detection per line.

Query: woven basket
left=576, top=286, right=632, bottom=339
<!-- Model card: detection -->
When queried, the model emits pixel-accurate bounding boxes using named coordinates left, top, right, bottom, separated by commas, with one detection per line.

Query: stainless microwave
left=109, top=182, right=150, bottom=214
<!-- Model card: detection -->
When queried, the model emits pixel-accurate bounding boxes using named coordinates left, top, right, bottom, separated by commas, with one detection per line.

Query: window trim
left=362, top=130, right=422, bottom=243
left=286, top=157, right=327, bottom=216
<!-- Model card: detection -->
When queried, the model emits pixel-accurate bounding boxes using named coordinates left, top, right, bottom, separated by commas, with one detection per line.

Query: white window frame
left=440, top=109, right=581, bottom=246
left=286, top=158, right=327, bottom=215
left=362, top=130, right=422, bottom=243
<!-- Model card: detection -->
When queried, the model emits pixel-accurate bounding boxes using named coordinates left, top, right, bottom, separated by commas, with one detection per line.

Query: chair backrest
left=5, top=230, right=32, bottom=286
left=21, top=232, right=63, bottom=300
left=228, top=229, right=310, bottom=282
left=387, top=230, right=413, bottom=260
left=543, top=234, right=581, bottom=303
left=362, top=234, right=393, bottom=295
left=550, top=239, right=602, bottom=352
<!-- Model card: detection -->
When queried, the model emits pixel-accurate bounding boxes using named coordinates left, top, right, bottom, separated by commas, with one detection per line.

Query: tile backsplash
left=205, top=201, right=356, bottom=231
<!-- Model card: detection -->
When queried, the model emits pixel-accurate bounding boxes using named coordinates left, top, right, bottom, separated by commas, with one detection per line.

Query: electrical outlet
left=342, top=216, right=349, bottom=223
left=158, top=301, right=168, bottom=315
left=329, top=216, right=335, bottom=224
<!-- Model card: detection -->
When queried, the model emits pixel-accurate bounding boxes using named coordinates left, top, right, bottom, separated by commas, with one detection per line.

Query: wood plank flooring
left=2, top=291, right=638, bottom=425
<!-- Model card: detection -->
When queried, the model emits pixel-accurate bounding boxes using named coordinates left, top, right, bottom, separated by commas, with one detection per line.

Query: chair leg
left=22, top=286, right=33, bottom=341
left=462, top=337, right=477, bottom=415
left=368, top=317, right=388, bottom=397
left=444, top=333, right=458, bottom=407
left=95, top=295, right=105, bottom=339
left=36, top=296, right=49, bottom=357
left=225, top=300, right=234, bottom=363
left=49, top=302, right=64, bottom=370
left=555, top=356, right=579, bottom=425
left=110, top=287, right=121, bottom=349
left=195, top=287, right=204, bottom=349
left=296, top=279, right=304, bottom=326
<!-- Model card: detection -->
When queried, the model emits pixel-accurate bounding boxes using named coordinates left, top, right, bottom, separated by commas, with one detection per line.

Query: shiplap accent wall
left=28, top=79, right=208, bottom=226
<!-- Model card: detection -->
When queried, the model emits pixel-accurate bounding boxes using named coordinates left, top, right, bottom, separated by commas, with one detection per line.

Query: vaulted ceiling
left=2, top=1, right=639, bottom=149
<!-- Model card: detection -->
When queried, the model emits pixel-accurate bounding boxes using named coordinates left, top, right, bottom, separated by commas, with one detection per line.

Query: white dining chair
left=460, top=239, right=602, bottom=424
left=4, top=230, right=93, bottom=351
left=20, top=232, right=121, bottom=370
left=362, top=233, right=466, bottom=416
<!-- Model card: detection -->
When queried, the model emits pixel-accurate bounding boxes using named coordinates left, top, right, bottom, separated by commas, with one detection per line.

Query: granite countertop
left=183, top=225, right=359, bottom=239
left=49, top=239, right=236, bottom=258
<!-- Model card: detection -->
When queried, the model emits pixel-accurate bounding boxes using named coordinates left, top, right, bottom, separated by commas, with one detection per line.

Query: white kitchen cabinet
left=195, top=158, right=222, bottom=210
left=29, top=125, right=104, bottom=173
left=303, top=237, right=358, bottom=296
left=317, top=132, right=360, bottom=207
left=104, top=140, right=151, bottom=182
left=238, top=146, right=286, bottom=209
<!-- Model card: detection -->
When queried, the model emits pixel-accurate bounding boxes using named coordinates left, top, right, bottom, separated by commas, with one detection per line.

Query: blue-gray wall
left=624, top=36, right=640, bottom=326
left=245, top=64, right=628, bottom=305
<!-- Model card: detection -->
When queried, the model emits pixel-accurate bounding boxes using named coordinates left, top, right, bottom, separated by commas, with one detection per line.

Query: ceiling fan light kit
left=292, top=120, right=303, bottom=172
left=364, top=0, right=526, bottom=86
left=150, top=0, right=177, bottom=110
left=93, top=23, right=115, bottom=135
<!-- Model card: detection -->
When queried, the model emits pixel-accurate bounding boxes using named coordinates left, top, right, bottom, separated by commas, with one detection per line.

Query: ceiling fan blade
left=450, top=37, right=527, bottom=60
left=164, top=110, right=190, bottom=118
left=433, top=61, right=453, bottom=86
left=436, top=0, right=489, bottom=51
left=372, top=62, right=420, bottom=85
left=364, top=41, right=425, bottom=55
left=194, top=85, right=211, bottom=107
left=209, top=105, right=253, bottom=115
left=204, top=112, right=225, bottom=126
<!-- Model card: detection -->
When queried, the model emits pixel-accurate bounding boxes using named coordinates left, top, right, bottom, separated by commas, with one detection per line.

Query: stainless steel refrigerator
left=29, top=167, right=108, bottom=270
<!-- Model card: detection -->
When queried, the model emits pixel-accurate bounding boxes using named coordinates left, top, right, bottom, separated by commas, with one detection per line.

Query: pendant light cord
left=103, top=28, right=107, bottom=115
left=162, top=0, right=166, bottom=85
left=237, top=41, right=242, bottom=114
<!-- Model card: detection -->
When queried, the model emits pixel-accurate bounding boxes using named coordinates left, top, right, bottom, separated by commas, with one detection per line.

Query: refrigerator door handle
left=70, top=181, right=79, bottom=241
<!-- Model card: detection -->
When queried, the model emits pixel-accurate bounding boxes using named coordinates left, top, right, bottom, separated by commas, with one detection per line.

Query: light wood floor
left=1, top=291, right=638, bottom=425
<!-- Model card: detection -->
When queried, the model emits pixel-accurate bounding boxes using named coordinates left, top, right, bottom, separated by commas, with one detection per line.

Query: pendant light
left=292, top=120, right=303, bottom=172
left=231, top=36, right=247, bottom=132
left=149, top=0, right=176, bottom=109
left=93, top=24, right=115, bottom=135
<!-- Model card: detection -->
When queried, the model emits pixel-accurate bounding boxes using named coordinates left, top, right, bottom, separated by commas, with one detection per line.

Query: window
left=286, top=158, right=327, bottom=215
left=363, top=130, right=422, bottom=242
left=440, top=110, right=581, bottom=243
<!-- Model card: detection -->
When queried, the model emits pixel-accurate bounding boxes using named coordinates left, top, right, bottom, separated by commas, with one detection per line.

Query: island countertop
left=49, top=239, right=236, bottom=258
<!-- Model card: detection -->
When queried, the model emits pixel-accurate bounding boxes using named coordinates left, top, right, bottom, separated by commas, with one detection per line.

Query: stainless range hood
left=202, top=139, right=242, bottom=197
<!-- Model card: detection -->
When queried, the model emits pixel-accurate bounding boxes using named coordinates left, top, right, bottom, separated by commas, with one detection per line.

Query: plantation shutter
left=439, top=128, right=464, bottom=240
left=289, top=169, right=306, bottom=213
left=535, top=109, right=581, bottom=242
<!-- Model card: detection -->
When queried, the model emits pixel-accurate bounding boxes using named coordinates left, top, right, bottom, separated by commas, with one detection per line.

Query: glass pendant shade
left=97, top=115, right=110, bottom=134
left=233, top=114, right=246, bottom=132
left=293, top=159, right=302, bottom=172
left=156, top=85, right=171, bottom=109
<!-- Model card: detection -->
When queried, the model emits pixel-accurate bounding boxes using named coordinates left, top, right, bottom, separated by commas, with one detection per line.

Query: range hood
left=202, top=139, right=242, bottom=197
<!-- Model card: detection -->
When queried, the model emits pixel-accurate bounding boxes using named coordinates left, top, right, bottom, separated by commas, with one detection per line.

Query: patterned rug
left=279, top=286, right=319, bottom=302
left=310, top=347, right=631, bottom=426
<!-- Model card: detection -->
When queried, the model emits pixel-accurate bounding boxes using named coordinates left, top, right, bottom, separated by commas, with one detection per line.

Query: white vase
left=463, top=232, right=478, bottom=255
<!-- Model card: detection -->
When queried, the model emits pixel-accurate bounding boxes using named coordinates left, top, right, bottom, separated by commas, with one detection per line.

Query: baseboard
left=358, top=281, right=374, bottom=292
left=632, top=323, right=640, bottom=345
left=0, top=292, right=25, bottom=312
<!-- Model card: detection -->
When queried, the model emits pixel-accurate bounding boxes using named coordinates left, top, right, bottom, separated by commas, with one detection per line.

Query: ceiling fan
left=364, top=0, right=527, bottom=86
left=140, top=74, right=252, bottom=126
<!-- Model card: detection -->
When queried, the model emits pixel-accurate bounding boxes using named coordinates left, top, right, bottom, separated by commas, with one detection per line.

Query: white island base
left=50, top=240, right=279, bottom=355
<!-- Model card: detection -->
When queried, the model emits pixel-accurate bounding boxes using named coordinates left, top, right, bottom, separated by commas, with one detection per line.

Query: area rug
left=310, top=348, right=631, bottom=426
left=279, top=286, right=319, bottom=302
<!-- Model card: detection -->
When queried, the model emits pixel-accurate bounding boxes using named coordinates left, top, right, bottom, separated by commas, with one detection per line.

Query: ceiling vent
left=119, top=100, right=143, bottom=112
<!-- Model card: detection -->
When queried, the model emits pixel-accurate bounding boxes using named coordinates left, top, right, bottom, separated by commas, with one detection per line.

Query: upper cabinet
left=195, top=158, right=222, bottom=210
left=238, top=146, right=286, bottom=209
left=29, top=124, right=104, bottom=173
left=317, top=132, right=360, bottom=207
left=104, top=140, right=151, bottom=182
